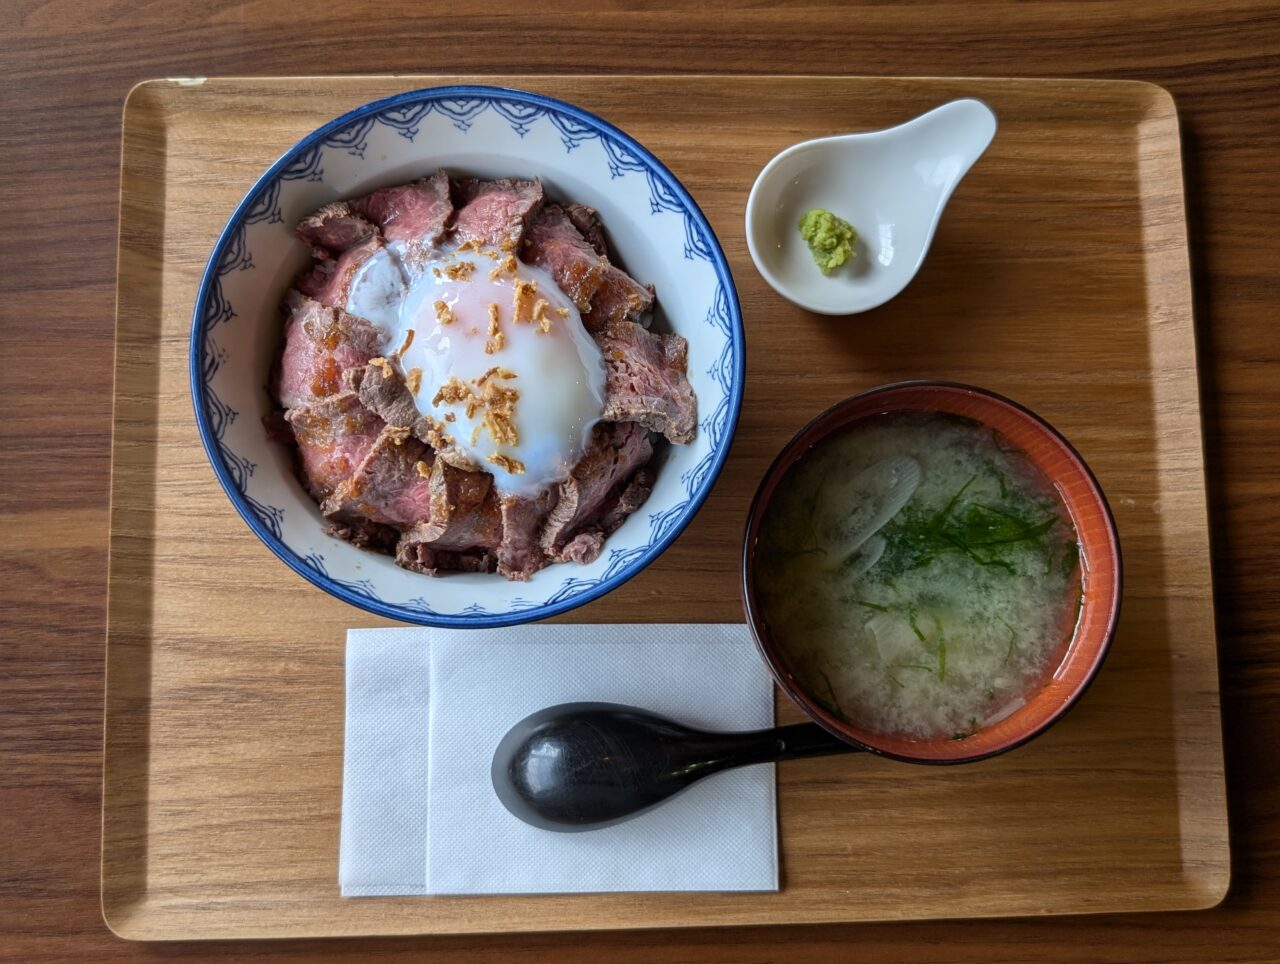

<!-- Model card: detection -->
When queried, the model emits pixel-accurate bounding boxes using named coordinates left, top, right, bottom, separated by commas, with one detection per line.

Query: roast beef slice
left=521, top=204, right=607, bottom=313
left=588, top=269, right=654, bottom=328
left=523, top=204, right=653, bottom=328
left=452, top=176, right=543, bottom=248
left=326, top=516, right=400, bottom=553
left=283, top=391, right=385, bottom=502
left=595, top=321, right=697, bottom=444
left=496, top=490, right=556, bottom=582
left=395, top=542, right=496, bottom=576
left=541, top=421, right=655, bottom=558
left=322, top=428, right=435, bottom=528
left=393, top=437, right=503, bottom=577
left=274, top=291, right=387, bottom=410
left=295, top=234, right=384, bottom=309
left=344, top=359, right=477, bottom=471
left=345, top=358, right=419, bottom=427
left=295, top=201, right=377, bottom=256
left=399, top=458, right=501, bottom=553
left=564, top=203, right=609, bottom=258
left=350, top=169, right=453, bottom=247
left=553, top=467, right=655, bottom=566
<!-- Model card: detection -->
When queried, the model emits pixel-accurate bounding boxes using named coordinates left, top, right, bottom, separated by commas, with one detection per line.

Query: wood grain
left=101, top=74, right=1226, bottom=940
left=2, top=2, right=1278, bottom=961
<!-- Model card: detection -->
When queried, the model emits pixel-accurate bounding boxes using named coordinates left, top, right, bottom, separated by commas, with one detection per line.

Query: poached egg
left=345, top=241, right=606, bottom=499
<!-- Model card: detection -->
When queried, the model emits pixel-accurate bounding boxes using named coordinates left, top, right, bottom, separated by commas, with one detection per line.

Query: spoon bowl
left=745, top=98, right=997, bottom=315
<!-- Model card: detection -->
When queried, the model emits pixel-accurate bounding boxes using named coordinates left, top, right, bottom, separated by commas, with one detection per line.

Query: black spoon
left=491, top=702, right=860, bottom=832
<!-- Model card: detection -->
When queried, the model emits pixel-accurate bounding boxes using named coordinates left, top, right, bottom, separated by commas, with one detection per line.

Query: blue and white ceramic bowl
left=191, top=86, right=744, bottom=627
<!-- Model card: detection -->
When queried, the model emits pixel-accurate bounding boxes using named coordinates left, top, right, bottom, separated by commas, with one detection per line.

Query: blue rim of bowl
left=189, top=84, right=746, bottom=628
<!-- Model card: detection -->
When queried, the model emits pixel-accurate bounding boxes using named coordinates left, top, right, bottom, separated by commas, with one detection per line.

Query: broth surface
left=756, top=412, right=1082, bottom=742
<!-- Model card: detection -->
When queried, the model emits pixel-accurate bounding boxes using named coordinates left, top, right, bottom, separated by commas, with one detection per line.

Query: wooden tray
left=103, top=75, right=1228, bottom=940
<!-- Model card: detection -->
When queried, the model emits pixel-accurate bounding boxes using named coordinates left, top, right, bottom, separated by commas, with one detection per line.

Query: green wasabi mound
left=797, top=208, right=857, bottom=275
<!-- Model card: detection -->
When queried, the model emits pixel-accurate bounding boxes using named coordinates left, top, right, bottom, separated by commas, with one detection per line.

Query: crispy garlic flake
left=429, top=369, right=521, bottom=454
left=444, top=260, right=475, bottom=281
left=485, top=302, right=504, bottom=355
left=486, top=452, right=525, bottom=475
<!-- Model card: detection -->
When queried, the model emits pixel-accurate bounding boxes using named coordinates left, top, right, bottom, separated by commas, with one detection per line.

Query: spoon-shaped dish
left=745, top=98, right=997, bottom=315
left=491, top=702, right=855, bottom=831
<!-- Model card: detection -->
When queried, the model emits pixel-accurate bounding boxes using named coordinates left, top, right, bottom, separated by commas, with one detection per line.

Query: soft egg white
left=346, top=243, right=606, bottom=499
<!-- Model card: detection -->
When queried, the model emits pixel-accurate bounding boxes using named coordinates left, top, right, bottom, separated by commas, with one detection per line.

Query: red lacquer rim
left=741, top=381, right=1123, bottom=764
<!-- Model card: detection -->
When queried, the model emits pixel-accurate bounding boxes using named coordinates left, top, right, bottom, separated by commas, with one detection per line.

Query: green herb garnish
left=876, top=474, right=1059, bottom=579
left=935, top=474, right=978, bottom=526
left=1000, top=617, right=1017, bottom=665
left=907, top=605, right=926, bottom=642
left=815, top=666, right=846, bottom=720
left=991, top=466, right=1008, bottom=499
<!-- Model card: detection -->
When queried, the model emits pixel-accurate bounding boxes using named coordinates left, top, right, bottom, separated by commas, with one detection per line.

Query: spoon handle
left=708, top=721, right=860, bottom=770
left=772, top=721, right=864, bottom=762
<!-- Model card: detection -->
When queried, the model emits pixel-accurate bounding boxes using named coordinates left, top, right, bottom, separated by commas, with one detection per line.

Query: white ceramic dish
left=191, top=86, right=744, bottom=627
left=745, top=99, right=997, bottom=315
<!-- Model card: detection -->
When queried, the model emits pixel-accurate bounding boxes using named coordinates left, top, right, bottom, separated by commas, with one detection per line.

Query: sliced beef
left=350, top=170, right=453, bottom=248
left=592, top=464, right=655, bottom=533
left=595, top=321, right=697, bottom=444
left=588, top=269, right=654, bottom=328
left=452, top=177, right=543, bottom=248
left=326, top=516, right=400, bottom=553
left=344, top=359, right=478, bottom=472
left=521, top=204, right=607, bottom=313
left=345, top=359, right=419, bottom=428
left=275, top=291, right=386, bottom=410
left=541, top=421, right=655, bottom=561
left=400, top=459, right=502, bottom=552
left=295, top=234, right=384, bottom=309
left=261, top=409, right=294, bottom=445
left=564, top=203, right=609, bottom=257
left=295, top=201, right=377, bottom=256
left=523, top=204, right=653, bottom=328
left=554, top=466, right=655, bottom=565
left=396, top=542, right=496, bottom=576
left=322, top=428, right=435, bottom=528
left=283, top=391, right=385, bottom=502
left=553, top=529, right=604, bottom=566
left=497, top=492, right=556, bottom=581
left=394, top=456, right=502, bottom=575
left=281, top=390, right=400, bottom=552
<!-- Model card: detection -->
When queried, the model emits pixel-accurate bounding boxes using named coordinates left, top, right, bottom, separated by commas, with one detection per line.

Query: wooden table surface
left=2, top=1, right=1277, bottom=960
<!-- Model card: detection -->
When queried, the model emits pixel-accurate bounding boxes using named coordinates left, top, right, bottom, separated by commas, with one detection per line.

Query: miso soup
left=755, top=412, right=1083, bottom=742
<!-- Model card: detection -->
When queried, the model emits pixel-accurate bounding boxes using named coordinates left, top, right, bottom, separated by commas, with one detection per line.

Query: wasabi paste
left=797, top=208, right=857, bottom=275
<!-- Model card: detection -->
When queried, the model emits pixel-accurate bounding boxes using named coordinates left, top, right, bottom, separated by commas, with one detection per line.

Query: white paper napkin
left=340, top=624, right=778, bottom=896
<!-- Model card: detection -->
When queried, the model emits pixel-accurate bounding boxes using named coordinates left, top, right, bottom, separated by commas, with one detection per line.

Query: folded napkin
left=340, top=624, right=778, bottom=895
